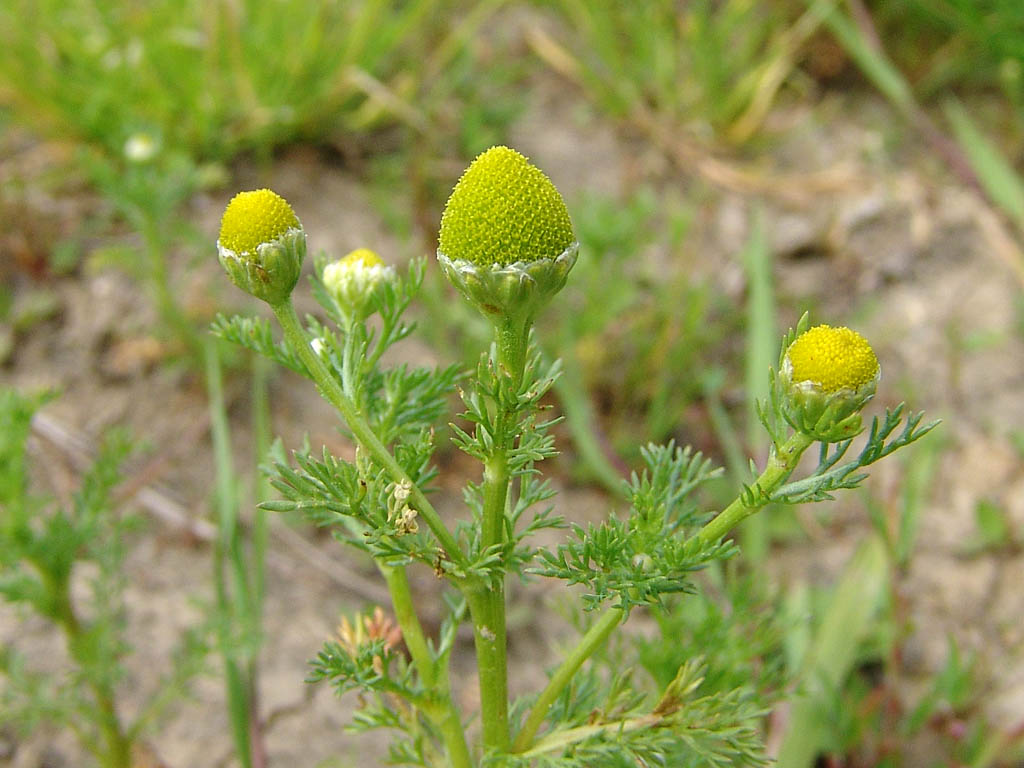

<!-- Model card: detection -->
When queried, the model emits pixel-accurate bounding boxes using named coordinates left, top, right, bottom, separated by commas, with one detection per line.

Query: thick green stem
left=470, top=316, right=532, bottom=755
left=512, top=606, right=623, bottom=753
left=466, top=585, right=509, bottom=754
left=697, top=431, right=815, bottom=544
left=269, top=299, right=468, bottom=573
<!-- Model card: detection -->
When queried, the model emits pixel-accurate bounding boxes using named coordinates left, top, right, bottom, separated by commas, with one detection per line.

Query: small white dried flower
left=124, top=133, right=159, bottom=163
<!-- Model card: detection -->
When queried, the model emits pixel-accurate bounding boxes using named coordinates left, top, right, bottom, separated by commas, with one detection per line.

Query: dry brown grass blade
left=525, top=22, right=858, bottom=206
left=633, top=106, right=858, bottom=206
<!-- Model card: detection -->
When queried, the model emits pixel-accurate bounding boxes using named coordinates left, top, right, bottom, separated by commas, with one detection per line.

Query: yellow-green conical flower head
left=437, top=146, right=578, bottom=320
left=217, top=189, right=305, bottom=304
left=780, top=323, right=880, bottom=441
left=439, top=146, right=574, bottom=267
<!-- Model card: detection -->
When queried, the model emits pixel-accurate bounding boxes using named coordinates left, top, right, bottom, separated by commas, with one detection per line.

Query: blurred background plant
left=0, top=389, right=208, bottom=768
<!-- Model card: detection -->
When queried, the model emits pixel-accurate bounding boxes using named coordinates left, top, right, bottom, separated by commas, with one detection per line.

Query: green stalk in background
left=206, top=338, right=265, bottom=768
left=740, top=207, right=775, bottom=564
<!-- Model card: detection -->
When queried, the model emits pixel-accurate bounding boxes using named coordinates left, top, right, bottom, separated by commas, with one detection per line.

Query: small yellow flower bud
left=780, top=324, right=880, bottom=441
left=785, top=325, right=879, bottom=394
left=321, top=248, right=396, bottom=323
left=219, top=189, right=299, bottom=255
left=216, top=189, right=305, bottom=304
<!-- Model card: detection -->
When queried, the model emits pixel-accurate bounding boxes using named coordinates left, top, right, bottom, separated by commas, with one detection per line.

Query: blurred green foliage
left=0, top=0, right=508, bottom=160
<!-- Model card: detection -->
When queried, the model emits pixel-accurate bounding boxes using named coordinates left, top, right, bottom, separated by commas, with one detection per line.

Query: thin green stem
left=697, top=431, right=815, bottom=545
left=53, top=587, right=132, bottom=768
left=206, top=339, right=259, bottom=768
left=269, top=298, right=469, bottom=574
left=381, top=566, right=473, bottom=768
left=381, top=565, right=437, bottom=689
left=271, top=298, right=475, bottom=764
left=519, top=712, right=663, bottom=760
left=512, top=606, right=623, bottom=753
left=141, top=217, right=202, bottom=361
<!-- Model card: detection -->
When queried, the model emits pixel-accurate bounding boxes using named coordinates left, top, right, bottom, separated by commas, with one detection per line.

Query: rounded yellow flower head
left=219, top=189, right=300, bottom=255
left=439, top=146, right=574, bottom=267
left=216, top=189, right=305, bottom=304
left=785, top=325, right=879, bottom=393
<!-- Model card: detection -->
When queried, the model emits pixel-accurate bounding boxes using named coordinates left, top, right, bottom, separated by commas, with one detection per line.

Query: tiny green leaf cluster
left=533, top=443, right=735, bottom=613
left=438, top=146, right=575, bottom=266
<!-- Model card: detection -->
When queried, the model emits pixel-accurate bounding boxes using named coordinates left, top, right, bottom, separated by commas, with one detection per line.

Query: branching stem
left=270, top=298, right=468, bottom=573
left=272, top=298, right=474, bottom=766
left=698, top=431, right=815, bottom=544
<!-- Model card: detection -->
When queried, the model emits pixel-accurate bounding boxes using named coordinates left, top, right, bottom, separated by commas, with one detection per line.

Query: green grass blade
left=944, top=98, right=1024, bottom=231
left=776, top=535, right=889, bottom=768
left=814, top=1, right=914, bottom=114
left=741, top=208, right=774, bottom=563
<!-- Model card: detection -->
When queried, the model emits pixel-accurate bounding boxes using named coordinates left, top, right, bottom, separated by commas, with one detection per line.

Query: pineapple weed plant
left=213, top=146, right=937, bottom=767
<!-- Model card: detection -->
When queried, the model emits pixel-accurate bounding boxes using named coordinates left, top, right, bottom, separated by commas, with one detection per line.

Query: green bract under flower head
left=785, top=325, right=879, bottom=393
left=438, top=146, right=574, bottom=267
left=216, top=189, right=305, bottom=305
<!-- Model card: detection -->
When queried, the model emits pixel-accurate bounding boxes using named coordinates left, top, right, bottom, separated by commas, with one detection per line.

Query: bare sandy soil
left=2, top=65, right=1023, bottom=767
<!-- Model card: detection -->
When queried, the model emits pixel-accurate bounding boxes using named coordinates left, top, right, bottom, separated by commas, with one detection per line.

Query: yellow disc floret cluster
left=438, top=146, right=574, bottom=267
left=219, top=189, right=299, bottom=255
left=786, top=325, right=879, bottom=393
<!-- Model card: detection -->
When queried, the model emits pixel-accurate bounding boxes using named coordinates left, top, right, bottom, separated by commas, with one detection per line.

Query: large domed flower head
left=437, top=146, right=578, bottom=322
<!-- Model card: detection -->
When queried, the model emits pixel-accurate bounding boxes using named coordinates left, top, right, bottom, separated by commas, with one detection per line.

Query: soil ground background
left=2, top=35, right=1024, bottom=768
